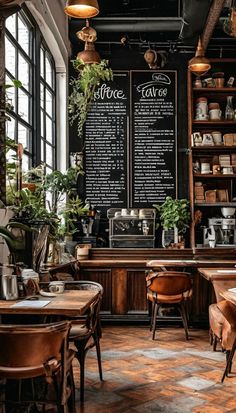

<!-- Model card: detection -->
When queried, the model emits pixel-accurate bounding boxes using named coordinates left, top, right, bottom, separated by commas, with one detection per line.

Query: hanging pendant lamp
left=188, top=37, right=211, bottom=77
left=64, top=0, right=99, bottom=19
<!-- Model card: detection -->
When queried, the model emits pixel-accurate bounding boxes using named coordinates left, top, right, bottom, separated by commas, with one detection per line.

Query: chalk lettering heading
left=137, top=73, right=171, bottom=98
left=95, top=83, right=126, bottom=100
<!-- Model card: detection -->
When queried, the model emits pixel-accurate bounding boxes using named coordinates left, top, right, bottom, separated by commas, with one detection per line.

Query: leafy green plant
left=68, top=58, right=113, bottom=137
left=154, top=197, right=191, bottom=234
left=57, top=196, right=88, bottom=238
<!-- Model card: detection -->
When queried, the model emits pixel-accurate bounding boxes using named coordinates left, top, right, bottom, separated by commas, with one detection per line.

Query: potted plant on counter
left=154, top=197, right=191, bottom=248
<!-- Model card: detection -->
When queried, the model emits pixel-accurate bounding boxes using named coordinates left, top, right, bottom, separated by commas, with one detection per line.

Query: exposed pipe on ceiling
left=70, top=17, right=183, bottom=34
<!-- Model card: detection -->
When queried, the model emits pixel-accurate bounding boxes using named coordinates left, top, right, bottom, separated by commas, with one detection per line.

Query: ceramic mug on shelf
left=209, top=108, right=222, bottom=120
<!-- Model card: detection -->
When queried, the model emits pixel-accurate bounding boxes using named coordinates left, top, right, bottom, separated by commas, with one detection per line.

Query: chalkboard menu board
left=84, top=72, right=129, bottom=213
left=84, top=70, right=177, bottom=213
left=131, top=71, right=177, bottom=207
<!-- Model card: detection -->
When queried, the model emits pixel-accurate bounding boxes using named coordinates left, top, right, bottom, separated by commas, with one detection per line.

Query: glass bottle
left=225, top=95, right=234, bottom=120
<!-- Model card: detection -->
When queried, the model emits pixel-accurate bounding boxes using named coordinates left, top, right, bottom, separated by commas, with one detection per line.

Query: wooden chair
left=0, top=321, right=75, bottom=412
left=208, top=274, right=236, bottom=351
left=64, top=280, right=104, bottom=403
left=217, top=300, right=236, bottom=382
left=146, top=271, right=192, bottom=340
left=49, top=261, right=80, bottom=281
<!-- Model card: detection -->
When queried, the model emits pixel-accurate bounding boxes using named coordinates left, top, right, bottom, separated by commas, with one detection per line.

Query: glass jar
left=225, top=95, right=234, bottom=120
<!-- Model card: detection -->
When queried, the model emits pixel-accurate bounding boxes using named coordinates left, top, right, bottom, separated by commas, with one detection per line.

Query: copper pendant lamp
left=188, top=38, right=211, bottom=77
left=64, top=0, right=99, bottom=19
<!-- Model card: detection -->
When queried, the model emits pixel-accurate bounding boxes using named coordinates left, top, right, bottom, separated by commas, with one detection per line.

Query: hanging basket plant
left=68, top=58, right=113, bottom=137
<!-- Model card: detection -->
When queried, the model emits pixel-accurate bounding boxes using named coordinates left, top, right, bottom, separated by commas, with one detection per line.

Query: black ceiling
left=68, top=0, right=236, bottom=56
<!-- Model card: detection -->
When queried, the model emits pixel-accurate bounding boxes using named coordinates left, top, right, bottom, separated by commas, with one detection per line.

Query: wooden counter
left=77, top=248, right=236, bottom=325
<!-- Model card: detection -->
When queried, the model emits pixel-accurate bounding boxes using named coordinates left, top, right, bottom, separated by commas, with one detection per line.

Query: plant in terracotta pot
left=154, top=197, right=191, bottom=248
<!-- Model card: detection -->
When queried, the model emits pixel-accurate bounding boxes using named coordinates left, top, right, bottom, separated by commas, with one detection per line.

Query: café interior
left=2, top=0, right=236, bottom=412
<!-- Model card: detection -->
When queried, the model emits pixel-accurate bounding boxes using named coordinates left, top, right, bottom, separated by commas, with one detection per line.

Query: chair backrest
left=148, top=271, right=192, bottom=296
left=49, top=261, right=80, bottom=281
left=64, top=280, right=104, bottom=295
left=211, top=275, right=236, bottom=302
left=0, top=321, right=71, bottom=369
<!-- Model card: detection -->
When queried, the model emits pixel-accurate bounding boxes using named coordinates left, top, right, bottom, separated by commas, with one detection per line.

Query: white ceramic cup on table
left=49, top=281, right=65, bottom=294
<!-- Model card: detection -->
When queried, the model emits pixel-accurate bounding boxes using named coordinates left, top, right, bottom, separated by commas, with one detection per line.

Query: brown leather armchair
left=217, top=300, right=236, bottom=382
left=208, top=274, right=236, bottom=351
left=0, top=321, right=75, bottom=412
left=146, top=271, right=192, bottom=340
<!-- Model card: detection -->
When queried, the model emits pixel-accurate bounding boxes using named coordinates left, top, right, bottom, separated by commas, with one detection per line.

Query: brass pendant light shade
left=188, top=38, right=211, bottom=77
left=77, top=42, right=101, bottom=64
left=64, top=0, right=99, bottom=18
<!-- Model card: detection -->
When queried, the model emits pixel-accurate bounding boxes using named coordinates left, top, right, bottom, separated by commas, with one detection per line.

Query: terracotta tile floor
left=73, top=326, right=236, bottom=413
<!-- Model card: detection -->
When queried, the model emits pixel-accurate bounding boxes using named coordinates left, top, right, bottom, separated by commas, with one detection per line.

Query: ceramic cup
left=212, top=131, right=222, bottom=145
left=209, top=108, right=222, bottom=120
left=121, top=209, right=128, bottom=216
left=49, top=281, right=65, bottom=294
left=201, top=162, right=211, bottom=174
left=222, top=166, right=233, bottom=175
left=130, top=209, right=138, bottom=217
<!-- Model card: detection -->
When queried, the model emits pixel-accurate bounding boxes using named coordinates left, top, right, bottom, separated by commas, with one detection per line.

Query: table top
left=0, top=290, right=99, bottom=317
left=146, top=260, right=236, bottom=268
left=198, top=267, right=236, bottom=281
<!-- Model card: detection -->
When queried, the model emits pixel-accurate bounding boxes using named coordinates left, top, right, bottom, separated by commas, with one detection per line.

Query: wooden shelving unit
left=188, top=58, right=236, bottom=249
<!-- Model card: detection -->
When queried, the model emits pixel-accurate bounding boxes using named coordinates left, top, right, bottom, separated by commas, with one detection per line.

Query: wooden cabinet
left=188, top=58, right=236, bottom=249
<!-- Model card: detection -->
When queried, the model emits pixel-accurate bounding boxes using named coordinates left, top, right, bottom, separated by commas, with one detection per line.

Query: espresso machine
left=204, top=217, right=236, bottom=247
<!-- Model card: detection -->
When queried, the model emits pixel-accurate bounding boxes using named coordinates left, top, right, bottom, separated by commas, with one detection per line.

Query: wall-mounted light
left=188, top=37, right=211, bottom=77
left=64, top=0, right=99, bottom=19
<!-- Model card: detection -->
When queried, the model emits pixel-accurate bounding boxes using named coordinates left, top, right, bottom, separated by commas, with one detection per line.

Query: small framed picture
left=192, top=132, right=202, bottom=146
left=202, top=133, right=214, bottom=146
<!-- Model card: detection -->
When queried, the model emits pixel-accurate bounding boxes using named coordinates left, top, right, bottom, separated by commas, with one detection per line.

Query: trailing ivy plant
left=68, top=58, right=113, bottom=137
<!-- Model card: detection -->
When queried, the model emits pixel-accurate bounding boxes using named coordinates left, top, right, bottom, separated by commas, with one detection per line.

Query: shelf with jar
left=188, top=58, right=236, bottom=249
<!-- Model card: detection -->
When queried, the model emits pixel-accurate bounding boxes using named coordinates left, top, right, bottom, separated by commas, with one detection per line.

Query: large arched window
left=5, top=8, right=56, bottom=173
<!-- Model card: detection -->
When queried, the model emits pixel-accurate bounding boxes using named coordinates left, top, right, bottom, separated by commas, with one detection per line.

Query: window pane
left=45, top=89, right=52, bottom=117
left=46, top=143, right=53, bottom=167
left=5, top=38, right=16, bottom=77
left=46, top=115, right=53, bottom=143
left=5, top=74, right=16, bottom=112
left=45, top=54, right=52, bottom=87
left=6, top=116, right=16, bottom=140
left=41, top=139, right=45, bottom=162
left=6, top=15, right=16, bottom=38
left=41, top=110, right=45, bottom=138
left=18, top=15, right=30, bottom=55
left=40, top=48, right=44, bottom=77
left=18, top=123, right=30, bottom=151
left=18, top=53, right=29, bottom=91
left=18, top=89, right=29, bottom=122
left=40, top=83, right=44, bottom=109
left=22, top=153, right=30, bottom=171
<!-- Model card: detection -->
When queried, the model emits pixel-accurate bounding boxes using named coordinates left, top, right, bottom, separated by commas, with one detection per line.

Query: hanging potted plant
left=68, top=57, right=113, bottom=137
left=154, top=197, right=191, bottom=248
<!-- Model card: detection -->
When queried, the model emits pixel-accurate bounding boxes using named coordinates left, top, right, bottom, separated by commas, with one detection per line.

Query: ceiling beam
left=201, top=0, right=225, bottom=50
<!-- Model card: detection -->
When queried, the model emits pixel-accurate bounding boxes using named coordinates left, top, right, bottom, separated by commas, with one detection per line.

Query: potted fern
left=68, top=58, right=113, bottom=137
left=154, top=197, right=191, bottom=248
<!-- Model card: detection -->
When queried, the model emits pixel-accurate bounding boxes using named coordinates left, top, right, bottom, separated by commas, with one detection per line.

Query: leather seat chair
left=146, top=271, right=192, bottom=340
left=63, top=280, right=104, bottom=403
left=208, top=274, right=236, bottom=351
left=217, top=300, right=236, bottom=382
left=0, top=321, right=75, bottom=412
left=49, top=261, right=80, bottom=281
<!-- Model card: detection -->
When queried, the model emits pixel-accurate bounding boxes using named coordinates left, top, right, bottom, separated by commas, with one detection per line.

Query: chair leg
left=179, top=302, right=189, bottom=340
left=67, top=366, right=76, bottom=413
left=212, top=334, right=218, bottom=352
left=221, top=339, right=236, bottom=383
left=74, top=340, right=88, bottom=403
left=93, top=331, right=103, bottom=381
left=152, top=302, right=159, bottom=340
left=209, top=329, right=213, bottom=345
left=149, top=301, right=154, bottom=331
